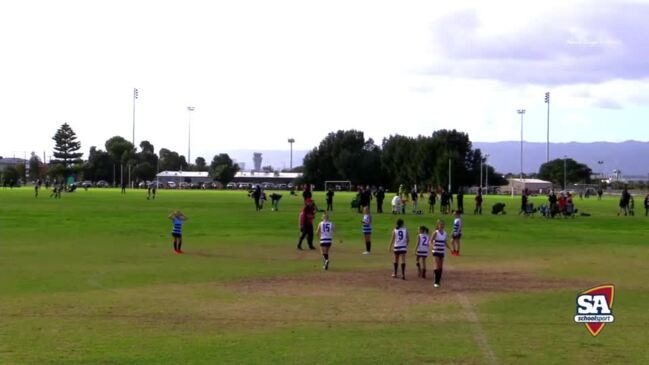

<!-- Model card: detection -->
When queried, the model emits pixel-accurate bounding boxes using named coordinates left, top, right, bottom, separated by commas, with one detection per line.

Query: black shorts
left=394, top=250, right=407, bottom=255
left=452, top=233, right=462, bottom=239
left=416, top=254, right=428, bottom=258
left=172, top=233, right=182, bottom=238
left=320, top=242, right=332, bottom=247
left=433, top=252, right=445, bottom=258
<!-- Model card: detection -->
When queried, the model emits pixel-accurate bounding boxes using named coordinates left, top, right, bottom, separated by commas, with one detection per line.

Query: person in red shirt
left=297, top=199, right=317, bottom=250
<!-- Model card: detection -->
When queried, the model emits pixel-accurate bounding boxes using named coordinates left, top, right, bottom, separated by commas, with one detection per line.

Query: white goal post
left=324, top=180, right=352, bottom=192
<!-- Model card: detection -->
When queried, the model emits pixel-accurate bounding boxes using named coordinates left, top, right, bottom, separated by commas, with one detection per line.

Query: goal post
left=324, top=180, right=352, bottom=192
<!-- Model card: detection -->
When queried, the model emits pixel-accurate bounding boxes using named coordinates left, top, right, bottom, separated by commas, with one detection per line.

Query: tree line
left=3, top=123, right=599, bottom=190
left=301, top=129, right=507, bottom=192
left=9, top=123, right=240, bottom=186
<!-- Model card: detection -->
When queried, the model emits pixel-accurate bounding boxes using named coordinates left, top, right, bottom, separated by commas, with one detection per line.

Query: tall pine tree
left=51, top=123, right=83, bottom=175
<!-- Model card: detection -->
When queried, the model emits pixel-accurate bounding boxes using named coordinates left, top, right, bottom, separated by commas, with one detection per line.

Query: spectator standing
left=456, top=190, right=464, bottom=214
left=428, top=191, right=437, bottom=213
left=326, top=188, right=334, bottom=211
left=375, top=187, right=385, bottom=213
left=411, top=189, right=419, bottom=213
left=474, top=193, right=483, bottom=215
left=302, top=185, right=313, bottom=202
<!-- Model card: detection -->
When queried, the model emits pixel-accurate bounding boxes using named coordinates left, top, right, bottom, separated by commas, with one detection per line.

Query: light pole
left=132, top=88, right=138, bottom=146
left=187, top=106, right=195, bottom=164
left=484, top=153, right=490, bottom=194
left=478, top=157, right=484, bottom=192
left=517, top=109, right=526, bottom=181
left=545, top=92, right=550, bottom=163
left=563, top=155, right=568, bottom=190
left=288, top=138, right=295, bottom=170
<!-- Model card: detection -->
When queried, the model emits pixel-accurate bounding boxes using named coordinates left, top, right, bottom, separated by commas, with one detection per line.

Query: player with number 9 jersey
left=388, top=219, right=409, bottom=280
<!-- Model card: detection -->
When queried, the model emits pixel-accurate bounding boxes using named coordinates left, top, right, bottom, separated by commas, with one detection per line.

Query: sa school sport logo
left=574, top=284, right=615, bottom=337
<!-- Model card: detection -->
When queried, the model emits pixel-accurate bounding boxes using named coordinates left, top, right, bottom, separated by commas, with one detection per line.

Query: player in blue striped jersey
left=415, top=226, right=430, bottom=278
left=431, top=220, right=451, bottom=287
left=451, top=210, right=462, bottom=256
left=168, top=210, right=188, bottom=254
left=388, top=219, right=409, bottom=280
left=316, top=213, right=336, bottom=270
left=360, top=207, right=372, bottom=254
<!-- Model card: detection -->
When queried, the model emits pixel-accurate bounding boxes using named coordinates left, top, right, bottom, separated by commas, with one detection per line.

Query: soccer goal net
left=324, top=180, right=352, bottom=192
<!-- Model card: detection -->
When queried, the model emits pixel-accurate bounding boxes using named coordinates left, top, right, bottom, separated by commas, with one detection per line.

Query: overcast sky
left=1, top=0, right=647, bottom=164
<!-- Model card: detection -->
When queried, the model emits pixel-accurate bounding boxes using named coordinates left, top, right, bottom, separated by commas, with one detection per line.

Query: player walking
left=168, top=210, right=188, bottom=254
left=361, top=206, right=372, bottom=254
left=431, top=220, right=451, bottom=288
left=316, top=213, right=336, bottom=270
left=388, top=219, right=409, bottom=280
left=415, top=226, right=430, bottom=278
left=451, top=210, right=462, bottom=256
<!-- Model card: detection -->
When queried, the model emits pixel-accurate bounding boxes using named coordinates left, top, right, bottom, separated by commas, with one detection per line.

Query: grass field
left=1, top=187, right=648, bottom=365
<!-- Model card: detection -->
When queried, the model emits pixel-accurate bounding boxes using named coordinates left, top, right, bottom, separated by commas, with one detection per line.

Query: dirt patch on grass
left=225, top=267, right=582, bottom=297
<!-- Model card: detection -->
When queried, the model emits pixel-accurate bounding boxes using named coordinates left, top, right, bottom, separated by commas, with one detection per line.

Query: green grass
left=1, top=188, right=648, bottom=364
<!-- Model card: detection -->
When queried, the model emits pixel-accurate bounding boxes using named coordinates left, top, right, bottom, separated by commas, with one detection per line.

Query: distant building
left=156, top=171, right=212, bottom=184
left=505, top=178, right=553, bottom=195
left=233, top=171, right=301, bottom=185
left=253, top=153, right=262, bottom=171
left=0, top=157, right=27, bottom=172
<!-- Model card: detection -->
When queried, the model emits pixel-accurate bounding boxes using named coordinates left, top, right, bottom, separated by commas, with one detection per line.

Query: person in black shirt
left=375, top=187, right=385, bottom=213
left=326, top=188, right=334, bottom=211
left=302, top=185, right=312, bottom=202
left=359, top=186, right=372, bottom=212
left=548, top=191, right=558, bottom=218
left=428, top=191, right=437, bottom=213
left=252, top=185, right=262, bottom=211
left=457, top=190, right=464, bottom=214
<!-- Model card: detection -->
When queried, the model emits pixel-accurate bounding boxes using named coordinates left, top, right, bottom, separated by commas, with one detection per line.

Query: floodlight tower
left=187, top=106, right=195, bottom=163
left=517, top=109, right=526, bottom=181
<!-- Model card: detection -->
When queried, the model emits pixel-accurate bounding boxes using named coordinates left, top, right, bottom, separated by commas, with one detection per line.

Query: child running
left=361, top=206, right=372, bottom=254
left=431, top=220, right=451, bottom=288
left=415, top=226, right=430, bottom=278
left=315, top=212, right=336, bottom=270
left=388, top=218, right=409, bottom=280
left=451, top=210, right=462, bottom=256
left=168, top=210, right=188, bottom=254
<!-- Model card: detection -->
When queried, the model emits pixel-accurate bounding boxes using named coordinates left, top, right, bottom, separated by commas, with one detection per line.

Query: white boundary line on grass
left=456, top=293, right=499, bottom=365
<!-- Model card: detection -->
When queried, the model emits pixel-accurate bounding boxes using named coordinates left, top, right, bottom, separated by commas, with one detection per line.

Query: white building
left=505, top=178, right=553, bottom=195
left=156, top=171, right=211, bottom=184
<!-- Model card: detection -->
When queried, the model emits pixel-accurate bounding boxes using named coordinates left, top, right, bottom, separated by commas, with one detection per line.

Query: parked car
left=226, top=182, right=237, bottom=189
left=167, top=181, right=177, bottom=189
left=262, top=182, right=274, bottom=190
left=96, top=180, right=110, bottom=188
left=277, top=183, right=288, bottom=190
left=81, top=181, right=93, bottom=188
left=238, top=182, right=252, bottom=190
left=179, top=182, right=191, bottom=189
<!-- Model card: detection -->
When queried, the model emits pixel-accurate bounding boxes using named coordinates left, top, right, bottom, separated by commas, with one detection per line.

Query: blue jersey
left=172, top=218, right=183, bottom=235
left=362, top=214, right=372, bottom=234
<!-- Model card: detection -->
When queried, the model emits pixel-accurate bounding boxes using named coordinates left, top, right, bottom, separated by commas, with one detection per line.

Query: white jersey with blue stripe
left=453, top=218, right=462, bottom=235
left=416, top=233, right=430, bottom=256
left=433, top=230, right=447, bottom=255
left=393, top=228, right=408, bottom=251
left=318, top=221, right=334, bottom=244
left=362, top=214, right=372, bottom=234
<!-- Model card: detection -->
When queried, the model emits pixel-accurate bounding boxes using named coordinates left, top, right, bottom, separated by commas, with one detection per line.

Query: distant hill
left=473, top=141, right=649, bottom=178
